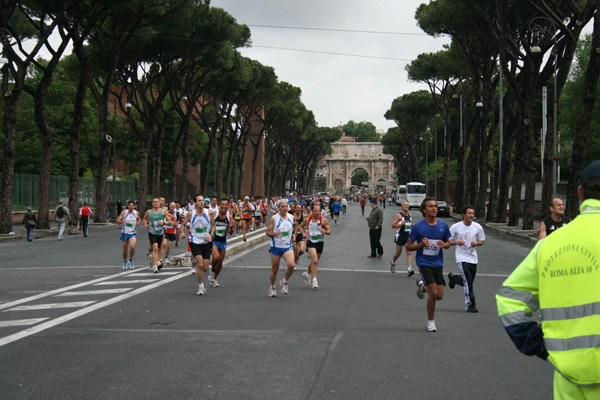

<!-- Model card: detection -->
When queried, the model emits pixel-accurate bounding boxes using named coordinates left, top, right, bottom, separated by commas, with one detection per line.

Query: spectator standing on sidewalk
left=360, top=196, right=366, bottom=216
left=54, top=200, right=70, bottom=241
left=366, top=197, right=384, bottom=258
left=22, top=207, right=37, bottom=242
left=538, top=198, right=571, bottom=240
left=79, top=203, right=92, bottom=237
left=341, top=196, right=347, bottom=215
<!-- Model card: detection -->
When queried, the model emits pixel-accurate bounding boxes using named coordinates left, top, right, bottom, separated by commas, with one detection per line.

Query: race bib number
left=423, top=239, right=440, bottom=256
left=310, top=234, right=322, bottom=241
left=195, top=227, right=207, bottom=234
left=125, top=222, right=134, bottom=228
left=280, top=230, right=290, bottom=238
left=404, top=221, right=412, bottom=232
left=153, top=221, right=162, bottom=230
left=216, top=226, right=226, bottom=236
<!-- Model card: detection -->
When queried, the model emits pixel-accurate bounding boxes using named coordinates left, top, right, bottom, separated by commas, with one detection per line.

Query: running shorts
left=190, top=242, right=212, bottom=259
left=418, top=265, right=446, bottom=286
left=148, top=232, right=163, bottom=246
left=213, top=241, right=227, bottom=251
left=269, top=246, right=293, bottom=257
left=306, top=241, right=324, bottom=254
left=395, top=232, right=408, bottom=246
left=295, top=232, right=304, bottom=242
left=165, top=233, right=177, bottom=242
left=120, top=232, right=136, bottom=242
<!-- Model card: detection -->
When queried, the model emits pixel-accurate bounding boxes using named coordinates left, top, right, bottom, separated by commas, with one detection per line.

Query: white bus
left=395, top=185, right=407, bottom=205
left=406, top=182, right=426, bottom=208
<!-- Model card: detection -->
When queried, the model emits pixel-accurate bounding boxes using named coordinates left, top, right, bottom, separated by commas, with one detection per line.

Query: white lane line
left=5, top=301, right=96, bottom=311
left=94, top=280, right=159, bottom=285
left=0, top=318, right=49, bottom=327
left=55, top=288, right=132, bottom=297
left=0, top=269, right=141, bottom=312
left=0, top=271, right=191, bottom=348
left=131, top=272, right=179, bottom=276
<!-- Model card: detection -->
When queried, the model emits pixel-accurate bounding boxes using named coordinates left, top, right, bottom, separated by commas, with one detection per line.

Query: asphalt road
left=0, top=203, right=554, bottom=399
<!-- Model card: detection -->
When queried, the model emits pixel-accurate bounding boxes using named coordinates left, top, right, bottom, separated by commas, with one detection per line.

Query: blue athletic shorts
left=213, top=241, right=227, bottom=251
left=120, top=232, right=136, bottom=242
left=269, top=246, right=293, bottom=257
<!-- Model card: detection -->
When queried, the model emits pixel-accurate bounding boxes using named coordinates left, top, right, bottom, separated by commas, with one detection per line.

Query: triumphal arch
left=323, top=142, right=395, bottom=193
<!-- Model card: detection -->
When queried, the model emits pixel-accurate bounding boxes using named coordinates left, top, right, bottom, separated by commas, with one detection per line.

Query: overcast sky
left=211, top=0, right=450, bottom=132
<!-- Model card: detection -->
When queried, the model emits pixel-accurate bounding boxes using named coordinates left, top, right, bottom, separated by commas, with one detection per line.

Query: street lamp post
left=530, top=16, right=558, bottom=199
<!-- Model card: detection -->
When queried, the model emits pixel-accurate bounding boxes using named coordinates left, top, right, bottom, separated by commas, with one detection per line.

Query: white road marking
left=0, top=271, right=191, bottom=348
left=55, top=288, right=132, bottom=297
left=94, top=280, right=159, bottom=285
left=0, top=269, right=139, bottom=312
left=5, top=301, right=96, bottom=311
left=0, top=318, right=49, bottom=327
left=130, top=272, right=179, bottom=276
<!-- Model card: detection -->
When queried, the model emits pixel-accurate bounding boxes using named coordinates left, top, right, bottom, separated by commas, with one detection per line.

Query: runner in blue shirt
left=332, top=199, right=342, bottom=224
left=406, top=197, right=451, bottom=332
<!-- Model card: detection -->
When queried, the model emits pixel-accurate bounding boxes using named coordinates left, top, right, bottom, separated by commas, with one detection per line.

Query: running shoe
left=448, top=272, right=456, bottom=289
left=128, top=260, right=135, bottom=270
left=390, top=261, right=396, bottom=273
left=425, top=320, right=437, bottom=332
left=312, top=278, right=318, bottom=289
left=302, top=272, right=311, bottom=287
left=280, top=279, right=289, bottom=294
left=153, top=265, right=159, bottom=274
left=191, top=267, right=196, bottom=274
left=268, top=286, right=277, bottom=298
left=123, top=261, right=128, bottom=270
left=466, top=305, right=478, bottom=313
left=197, top=286, right=205, bottom=296
left=147, top=253, right=153, bottom=267
left=212, top=279, right=219, bottom=288
left=416, top=279, right=425, bottom=299
left=407, top=267, right=414, bottom=277
left=165, top=257, right=169, bottom=265
left=208, top=270, right=215, bottom=283
left=157, top=259, right=163, bottom=270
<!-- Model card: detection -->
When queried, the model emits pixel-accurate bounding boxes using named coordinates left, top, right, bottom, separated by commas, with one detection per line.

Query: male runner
left=390, top=201, right=413, bottom=275
left=209, top=198, right=235, bottom=288
left=448, top=205, right=485, bottom=313
left=292, top=203, right=307, bottom=267
left=181, top=194, right=214, bottom=295
left=144, top=198, right=171, bottom=273
left=241, top=196, right=255, bottom=242
left=332, top=198, right=342, bottom=223
left=538, top=197, right=571, bottom=240
left=163, top=202, right=178, bottom=264
left=117, top=200, right=140, bottom=270
left=406, top=197, right=451, bottom=332
left=266, top=199, right=296, bottom=297
left=209, top=196, right=219, bottom=216
left=300, top=203, right=331, bottom=289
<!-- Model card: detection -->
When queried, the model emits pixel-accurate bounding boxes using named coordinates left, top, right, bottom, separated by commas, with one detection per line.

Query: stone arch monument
left=323, top=142, right=395, bottom=194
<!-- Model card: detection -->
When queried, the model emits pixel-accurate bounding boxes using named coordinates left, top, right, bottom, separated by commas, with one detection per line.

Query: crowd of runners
left=115, top=192, right=489, bottom=333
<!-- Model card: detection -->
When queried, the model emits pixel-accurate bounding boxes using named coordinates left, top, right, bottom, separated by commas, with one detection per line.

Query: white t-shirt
left=449, top=221, right=485, bottom=264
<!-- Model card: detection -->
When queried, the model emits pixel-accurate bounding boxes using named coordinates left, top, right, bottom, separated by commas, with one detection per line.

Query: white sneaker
left=212, top=279, right=219, bottom=288
left=164, top=257, right=170, bottom=265
left=191, top=267, right=196, bottom=274
left=416, top=279, right=425, bottom=299
left=425, top=320, right=437, bottom=332
left=280, top=279, right=289, bottom=294
left=268, top=286, right=277, bottom=298
left=312, top=278, right=318, bottom=289
left=390, top=261, right=396, bottom=273
left=153, top=265, right=159, bottom=274
left=197, top=286, right=206, bottom=296
left=407, top=266, right=415, bottom=277
left=208, top=271, right=215, bottom=283
left=302, top=272, right=311, bottom=287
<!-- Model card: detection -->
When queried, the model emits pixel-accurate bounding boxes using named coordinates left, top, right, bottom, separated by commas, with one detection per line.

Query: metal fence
left=7, top=173, right=137, bottom=211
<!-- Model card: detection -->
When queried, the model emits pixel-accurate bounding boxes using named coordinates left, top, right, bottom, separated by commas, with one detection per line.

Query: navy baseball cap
left=581, top=160, right=600, bottom=188
left=369, top=197, right=378, bottom=204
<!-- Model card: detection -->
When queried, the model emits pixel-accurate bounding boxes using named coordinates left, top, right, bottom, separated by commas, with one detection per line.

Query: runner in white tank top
left=266, top=198, right=297, bottom=298
left=299, top=203, right=331, bottom=289
left=117, top=200, right=141, bottom=270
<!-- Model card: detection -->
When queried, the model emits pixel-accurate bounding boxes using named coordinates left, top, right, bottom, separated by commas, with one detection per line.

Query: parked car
left=436, top=201, right=451, bottom=217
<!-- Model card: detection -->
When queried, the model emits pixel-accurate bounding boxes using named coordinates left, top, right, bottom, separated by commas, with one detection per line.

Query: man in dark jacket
left=366, top=197, right=384, bottom=258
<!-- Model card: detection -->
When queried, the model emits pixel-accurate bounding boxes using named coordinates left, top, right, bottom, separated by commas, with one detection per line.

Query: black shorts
left=418, top=265, right=446, bottom=286
left=306, top=241, right=324, bottom=254
left=190, top=242, right=212, bottom=259
left=394, top=232, right=408, bottom=246
left=334, top=212, right=340, bottom=216
left=165, top=233, right=177, bottom=242
left=242, top=217, right=252, bottom=222
left=148, top=232, right=164, bottom=246
left=295, top=232, right=304, bottom=242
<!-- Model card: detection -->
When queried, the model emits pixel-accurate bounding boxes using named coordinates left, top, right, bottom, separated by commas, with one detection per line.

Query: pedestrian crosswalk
left=0, top=267, right=191, bottom=348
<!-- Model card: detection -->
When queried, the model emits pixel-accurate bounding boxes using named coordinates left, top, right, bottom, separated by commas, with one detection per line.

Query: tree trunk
left=94, top=102, right=110, bottom=223
left=567, top=6, right=600, bottom=217
left=541, top=111, right=554, bottom=219
left=68, top=57, right=88, bottom=224
left=137, top=129, right=153, bottom=213
left=0, top=81, right=20, bottom=234
left=216, top=130, right=226, bottom=197
left=200, top=134, right=214, bottom=194
left=238, top=129, right=249, bottom=196
left=151, top=124, right=166, bottom=198
left=508, top=125, right=525, bottom=227
left=522, top=121, right=537, bottom=230
left=34, top=92, right=53, bottom=229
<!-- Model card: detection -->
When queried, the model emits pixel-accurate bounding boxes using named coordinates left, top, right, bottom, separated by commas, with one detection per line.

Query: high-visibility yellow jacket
left=496, top=198, right=600, bottom=386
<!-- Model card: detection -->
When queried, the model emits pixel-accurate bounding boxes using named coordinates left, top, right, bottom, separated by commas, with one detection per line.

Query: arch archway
left=334, top=178, right=344, bottom=195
